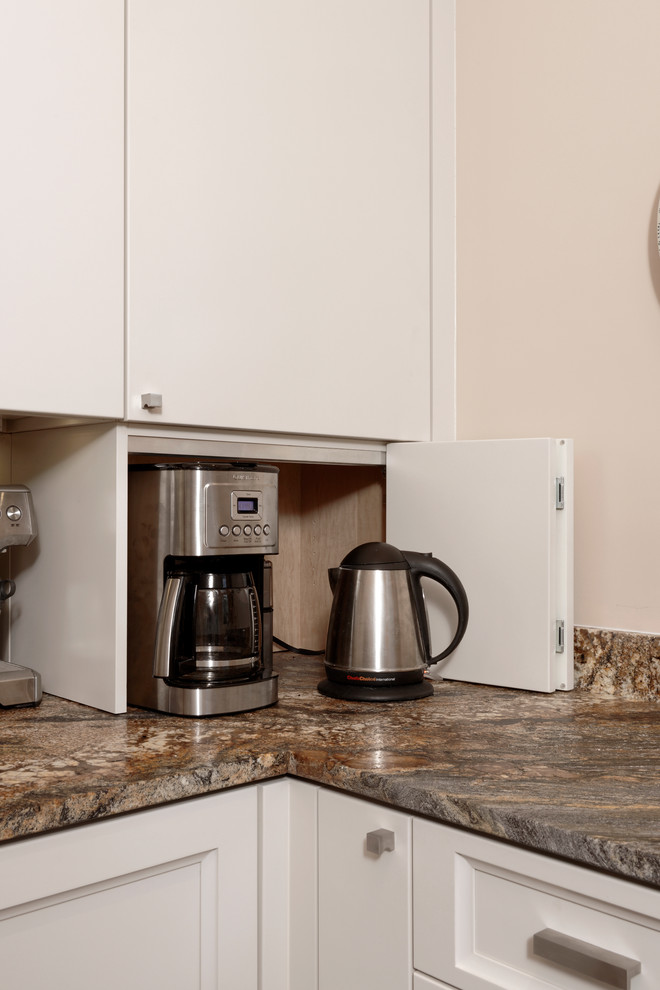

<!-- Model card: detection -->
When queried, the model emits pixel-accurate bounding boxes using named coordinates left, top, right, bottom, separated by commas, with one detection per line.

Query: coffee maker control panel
left=204, top=475, right=278, bottom=552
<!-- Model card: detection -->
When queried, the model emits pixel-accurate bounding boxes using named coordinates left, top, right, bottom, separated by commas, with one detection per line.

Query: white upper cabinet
left=0, top=1, right=124, bottom=419
left=126, top=0, right=431, bottom=440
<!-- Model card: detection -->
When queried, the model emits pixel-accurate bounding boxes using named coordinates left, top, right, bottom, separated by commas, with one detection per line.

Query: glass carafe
left=176, top=571, right=262, bottom=684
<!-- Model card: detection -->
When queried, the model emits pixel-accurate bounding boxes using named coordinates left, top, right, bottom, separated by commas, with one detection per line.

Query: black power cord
left=273, top=635, right=324, bottom=657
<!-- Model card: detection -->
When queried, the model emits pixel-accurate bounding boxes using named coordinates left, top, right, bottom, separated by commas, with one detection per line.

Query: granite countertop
left=2, top=652, right=660, bottom=888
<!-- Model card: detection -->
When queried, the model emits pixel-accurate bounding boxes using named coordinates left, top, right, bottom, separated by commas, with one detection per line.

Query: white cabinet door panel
left=318, top=788, right=412, bottom=990
left=127, top=0, right=430, bottom=441
left=0, top=788, right=258, bottom=990
left=386, top=439, right=574, bottom=692
left=0, top=859, right=206, bottom=989
left=11, top=424, right=129, bottom=713
left=0, top=0, right=124, bottom=418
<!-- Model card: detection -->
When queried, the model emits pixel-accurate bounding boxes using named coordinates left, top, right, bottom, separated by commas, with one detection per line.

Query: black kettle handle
left=402, top=550, right=469, bottom=666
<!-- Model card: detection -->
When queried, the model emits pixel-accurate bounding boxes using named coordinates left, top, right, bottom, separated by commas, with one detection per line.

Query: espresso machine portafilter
left=0, top=485, right=42, bottom=707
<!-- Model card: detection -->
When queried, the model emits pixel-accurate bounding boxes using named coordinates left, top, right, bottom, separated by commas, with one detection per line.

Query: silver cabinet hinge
left=555, top=619, right=565, bottom=653
left=555, top=476, right=565, bottom=510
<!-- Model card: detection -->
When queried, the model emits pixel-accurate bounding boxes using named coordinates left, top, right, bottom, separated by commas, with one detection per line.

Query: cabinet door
left=0, top=788, right=258, bottom=990
left=318, top=788, right=412, bottom=990
left=127, top=0, right=430, bottom=441
left=11, top=423, right=129, bottom=714
left=0, top=1, right=124, bottom=419
left=386, top=439, right=574, bottom=692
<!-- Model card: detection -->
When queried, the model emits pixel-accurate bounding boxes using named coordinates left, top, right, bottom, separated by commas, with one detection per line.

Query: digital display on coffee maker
left=236, top=497, right=259, bottom=514
left=230, top=490, right=262, bottom=520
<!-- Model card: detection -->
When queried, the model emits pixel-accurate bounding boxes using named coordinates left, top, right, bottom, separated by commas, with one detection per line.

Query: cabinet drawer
left=414, top=818, right=660, bottom=989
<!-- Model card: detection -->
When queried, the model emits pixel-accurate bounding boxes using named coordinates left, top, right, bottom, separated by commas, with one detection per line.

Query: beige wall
left=456, top=0, right=660, bottom=633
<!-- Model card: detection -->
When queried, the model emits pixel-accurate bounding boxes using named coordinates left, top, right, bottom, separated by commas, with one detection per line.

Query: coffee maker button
left=254, top=525, right=262, bottom=536
left=263, top=524, right=270, bottom=536
left=243, top=525, right=252, bottom=535
left=232, top=525, right=241, bottom=536
left=219, top=525, right=230, bottom=537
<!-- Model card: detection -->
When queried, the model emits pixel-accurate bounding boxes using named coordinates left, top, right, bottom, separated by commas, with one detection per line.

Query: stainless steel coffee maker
left=127, top=463, right=279, bottom=716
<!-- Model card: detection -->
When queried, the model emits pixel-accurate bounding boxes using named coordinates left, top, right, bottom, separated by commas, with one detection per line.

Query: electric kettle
left=319, top=542, right=469, bottom=702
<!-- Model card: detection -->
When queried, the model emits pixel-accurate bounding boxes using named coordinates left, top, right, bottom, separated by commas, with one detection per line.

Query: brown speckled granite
left=575, top=626, right=660, bottom=700
left=2, top=653, right=660, bottom=889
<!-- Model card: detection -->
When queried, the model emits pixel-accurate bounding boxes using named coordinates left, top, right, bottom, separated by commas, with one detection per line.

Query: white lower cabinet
left=318, top=788, right=413, bottom=990
left=6, top=780, right=660, bottom=990
left=259, top=779, right=413, bottom=990
left=0, top=787, right=258, bottom=990
left=414, top=816, right=660, bottom=990
left=263, top=780, right=660, bottom=990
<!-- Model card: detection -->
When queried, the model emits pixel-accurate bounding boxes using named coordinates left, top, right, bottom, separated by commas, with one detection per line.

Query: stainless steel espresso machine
left=0, top=485, right=42, bottom=707
left=127, top=462, right=279, bottom=716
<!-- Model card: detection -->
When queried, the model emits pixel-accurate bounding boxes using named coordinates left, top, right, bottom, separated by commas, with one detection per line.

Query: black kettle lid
left=341, top=542, right=408, bottom=570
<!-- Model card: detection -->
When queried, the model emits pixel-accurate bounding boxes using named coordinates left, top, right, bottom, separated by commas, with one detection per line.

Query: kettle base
left=317, top=677, right=433, bottom=703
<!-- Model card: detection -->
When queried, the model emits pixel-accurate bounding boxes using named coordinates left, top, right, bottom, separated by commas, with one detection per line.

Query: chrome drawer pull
left=533, top=928, right=641, bottom=989
left=366, top=829, right=395, bottom=856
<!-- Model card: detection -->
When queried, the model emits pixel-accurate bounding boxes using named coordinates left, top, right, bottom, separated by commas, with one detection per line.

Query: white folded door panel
left=386, top=439, right=573, bottom=692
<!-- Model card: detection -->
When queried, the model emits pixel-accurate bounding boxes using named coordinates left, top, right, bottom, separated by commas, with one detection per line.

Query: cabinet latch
left=555, top=476, right=565, bottom=510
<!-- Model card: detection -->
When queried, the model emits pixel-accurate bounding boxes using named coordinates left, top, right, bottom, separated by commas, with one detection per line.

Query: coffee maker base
left=131, top=672, right=278, bottom=718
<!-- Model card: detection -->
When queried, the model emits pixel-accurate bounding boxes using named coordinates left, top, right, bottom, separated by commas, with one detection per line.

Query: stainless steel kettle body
left=320, top=542, right=469, bottom=702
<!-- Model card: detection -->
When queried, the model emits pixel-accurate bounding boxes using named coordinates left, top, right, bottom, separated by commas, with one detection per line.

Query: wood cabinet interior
left=274, top=463, right=385, bottom=652
left=127, top=455, right=385, bottom=654
left=0, top=434, right=10, bottom=475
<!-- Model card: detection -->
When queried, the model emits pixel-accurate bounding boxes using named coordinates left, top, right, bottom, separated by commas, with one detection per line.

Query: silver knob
left=366, top=829, right=395, bottom=856
left=141, top=393, right=163, bottom=410
left=6, top=505, right=22, bottom=522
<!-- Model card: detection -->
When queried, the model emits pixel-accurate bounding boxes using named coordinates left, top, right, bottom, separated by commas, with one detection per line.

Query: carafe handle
left=153, top=575, right=184, bottom=678
left=402, top=550, right=469, bottom=666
